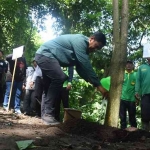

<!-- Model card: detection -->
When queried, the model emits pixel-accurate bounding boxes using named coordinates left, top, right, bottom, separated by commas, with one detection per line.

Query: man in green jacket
left=35, top=31, right=106, bottom=125
left=120, top=60, right=137, bottom=129
left=135, top=58, right=150, bottom=131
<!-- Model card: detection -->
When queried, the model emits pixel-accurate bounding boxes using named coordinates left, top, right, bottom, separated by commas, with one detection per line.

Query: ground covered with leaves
left=0, top=106, right=150, bottom=150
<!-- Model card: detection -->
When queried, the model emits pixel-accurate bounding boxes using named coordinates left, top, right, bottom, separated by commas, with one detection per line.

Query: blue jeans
left=3, top=81, right=23, bottom=111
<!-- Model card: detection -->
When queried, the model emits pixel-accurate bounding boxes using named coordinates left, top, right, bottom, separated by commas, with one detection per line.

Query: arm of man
left=72, top=37, right=100, bottom=87
left=66, top=66, right=74, bottom=90
left=135, top=67, right=141, bottom=100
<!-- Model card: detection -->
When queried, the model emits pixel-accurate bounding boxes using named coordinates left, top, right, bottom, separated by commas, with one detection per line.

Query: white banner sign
left=12, top=46, right=24, bottom=60
left=143, top=43, right=150, bottom=58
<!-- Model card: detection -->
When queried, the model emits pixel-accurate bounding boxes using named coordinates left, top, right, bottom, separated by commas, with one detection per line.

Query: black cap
left=127, top=60, right=133, bottom=64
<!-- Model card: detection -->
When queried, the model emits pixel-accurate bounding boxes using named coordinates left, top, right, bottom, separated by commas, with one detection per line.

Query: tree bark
left=105, top=0, right=129, bottom=127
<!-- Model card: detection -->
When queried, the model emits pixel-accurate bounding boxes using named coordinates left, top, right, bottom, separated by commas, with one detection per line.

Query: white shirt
left=25, top=66, right=35, bottom=90
left=31, top=65, right=42, bottom=82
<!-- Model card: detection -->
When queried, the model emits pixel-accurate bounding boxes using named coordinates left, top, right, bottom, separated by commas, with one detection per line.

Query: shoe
left=10, top=109, right=14, bottom=113
left=23, top=111, right=31, bottom=116
left=34, top=115, right=41, bottom=119
left=34, top=112, right=41, bottom=118
left=15, top=109, right=22, bottom=114
left=3, top=106, right=8, bottom=111
left=42, top=114, right=60, bottom=125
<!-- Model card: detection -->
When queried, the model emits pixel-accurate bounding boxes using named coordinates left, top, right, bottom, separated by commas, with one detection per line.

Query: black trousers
left=0, top=74, right=5, bottom=104
left=34, top=76, right=43, bottom=116
left=141, top=94, right=150, bottom=123
left=0, top=85, right=5, bottom=104
left=119, top=100, right=137, bottom=129
left=23, top=90, right=35, bottom=113
left=35, top=54, right=68, bottom=117
left=34, top=76, right=43, bottom=101
left=55, top=87, right=69, bottom=121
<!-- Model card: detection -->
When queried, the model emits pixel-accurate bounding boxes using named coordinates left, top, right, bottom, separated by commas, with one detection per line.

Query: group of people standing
left=0, top=50, right=27, bottom=114
left=0, top=49, right=73, bottom=121
left=100, top=58, right=150, bottom=131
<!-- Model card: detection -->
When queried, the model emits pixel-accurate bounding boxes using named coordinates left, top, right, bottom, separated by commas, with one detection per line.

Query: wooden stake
left=7, top=58, right=17, bottom=111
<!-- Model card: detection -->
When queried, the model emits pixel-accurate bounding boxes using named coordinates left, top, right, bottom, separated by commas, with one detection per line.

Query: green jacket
left=36, top=34, right=100, bottom=87
left=135, top=63, right=150, bottom=96
left=121, top=70, right=136, bottom=102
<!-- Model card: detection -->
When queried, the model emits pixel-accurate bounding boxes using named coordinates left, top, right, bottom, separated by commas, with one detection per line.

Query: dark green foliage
left=68, top=77, right=107, bottom=124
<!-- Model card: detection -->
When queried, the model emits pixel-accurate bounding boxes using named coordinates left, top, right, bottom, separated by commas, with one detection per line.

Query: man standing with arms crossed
left=120, top=61, right=137, bottom=129
left=35, top=31, right=106, bottom=125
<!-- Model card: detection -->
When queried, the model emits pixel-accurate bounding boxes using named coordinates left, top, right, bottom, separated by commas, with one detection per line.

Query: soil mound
left=59, top=119, right=150, bottom=142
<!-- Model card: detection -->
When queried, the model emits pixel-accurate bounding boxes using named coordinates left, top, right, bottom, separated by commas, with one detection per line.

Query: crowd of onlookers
left=0, top=49, right=73, bottom=120
left=0, top=49, right=40, bottom=116
left=100, top=59, right=150, bottom=131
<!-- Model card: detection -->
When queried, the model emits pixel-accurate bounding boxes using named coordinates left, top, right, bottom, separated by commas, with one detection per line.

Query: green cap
left=100, top=76, right=111, bottom=91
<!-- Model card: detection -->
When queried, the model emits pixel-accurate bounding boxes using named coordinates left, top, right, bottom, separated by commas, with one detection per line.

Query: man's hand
left=66, top=84, right=72, bottom=90
left=135, top=93, right=140, bottom=100
left=97, top=86, right=109, bottom=99
left=22, top=84, right=26, bottom=91
left=29, top=81, right=34, bottom=88
left=135, top=93, right=140, bottom=106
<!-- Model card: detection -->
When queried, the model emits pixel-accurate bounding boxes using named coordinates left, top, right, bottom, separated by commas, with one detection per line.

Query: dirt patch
left=59, top=119, right=150, bottom=142
left=0, top=106, right=150, bottom=150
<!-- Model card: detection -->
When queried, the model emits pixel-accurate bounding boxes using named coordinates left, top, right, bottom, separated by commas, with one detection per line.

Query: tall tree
left=105, top=0, right=129, bottom=127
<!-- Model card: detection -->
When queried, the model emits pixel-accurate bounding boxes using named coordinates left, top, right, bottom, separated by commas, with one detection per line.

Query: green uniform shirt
left=36, top=34, right=100, bottom=87
left=121, top=71, right=136, bottom=102
left=135, top=63, right=150, bottom=96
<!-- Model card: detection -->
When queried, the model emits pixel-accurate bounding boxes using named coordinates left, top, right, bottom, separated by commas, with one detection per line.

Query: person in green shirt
left=120, top=60, right=137, bottom=129
left=100, top=61, right=137, bottom=129
left=35, top=31, right=106, bottom=125
left=135, top=58, right=150, bottom=131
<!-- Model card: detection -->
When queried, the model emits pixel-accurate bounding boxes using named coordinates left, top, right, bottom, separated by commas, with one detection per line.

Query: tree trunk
left=105, top=0, right=129, bottom=127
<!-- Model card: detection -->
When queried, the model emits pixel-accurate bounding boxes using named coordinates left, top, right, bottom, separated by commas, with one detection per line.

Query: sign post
left=143, top=43, right=150, bottom=58
left=7, top=46, right=24, bottom=111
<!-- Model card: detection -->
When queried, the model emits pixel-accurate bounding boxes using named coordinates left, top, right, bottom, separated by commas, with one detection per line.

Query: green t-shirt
left=121, top=71, right=136, bottom=102
left=100, top=71, right=136, bottom=102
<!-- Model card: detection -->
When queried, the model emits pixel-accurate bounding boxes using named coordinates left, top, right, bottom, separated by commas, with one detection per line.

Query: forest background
left=0, top=0, right=150, bottom=128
